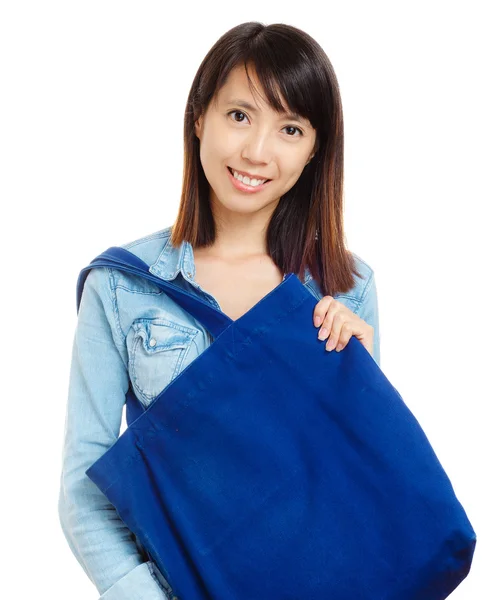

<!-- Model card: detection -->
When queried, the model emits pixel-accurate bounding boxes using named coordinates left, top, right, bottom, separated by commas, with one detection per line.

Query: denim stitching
left=115, top=284, right=163, bottom=296
left=129, top=322, right=198, bottom=402
left=354, top=270, right=374, bottom=315
left=107, top=267, right=127, bottom=345
left=129, top=332, right=156, bottom=402
left=129, top=332, right=183, bottom=402
left=134, top=317, right=199, bottom=336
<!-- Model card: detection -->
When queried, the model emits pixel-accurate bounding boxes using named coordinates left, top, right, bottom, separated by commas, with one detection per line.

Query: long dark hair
left=171, top=21, right=363, bottom=296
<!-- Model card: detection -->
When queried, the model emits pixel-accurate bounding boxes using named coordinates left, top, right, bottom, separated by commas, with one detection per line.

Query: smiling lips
left=227, top=167, right=272, bottom=193
left=229, top=166, right=271, bottom=183
left=227, top=166, right=273, bottom=193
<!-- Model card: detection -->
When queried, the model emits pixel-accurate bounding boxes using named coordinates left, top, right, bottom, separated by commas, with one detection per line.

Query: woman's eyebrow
left=225, top=98, right=306, bottom=124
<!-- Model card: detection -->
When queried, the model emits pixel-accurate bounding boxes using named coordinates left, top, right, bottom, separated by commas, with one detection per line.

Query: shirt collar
left=149, top=233, right=312, bottom=285
left=149, top=234, right=196, bottom=282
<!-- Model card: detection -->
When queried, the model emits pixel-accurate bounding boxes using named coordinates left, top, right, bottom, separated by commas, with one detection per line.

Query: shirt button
left=149, top=338, right=157, bottom=347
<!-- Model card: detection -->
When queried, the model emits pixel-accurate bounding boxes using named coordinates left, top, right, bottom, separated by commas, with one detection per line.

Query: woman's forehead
left=215, top=66, right=310, bottom=124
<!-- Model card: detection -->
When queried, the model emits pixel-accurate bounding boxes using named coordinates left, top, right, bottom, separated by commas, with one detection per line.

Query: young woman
left=58, top=22, right=380, bottom=599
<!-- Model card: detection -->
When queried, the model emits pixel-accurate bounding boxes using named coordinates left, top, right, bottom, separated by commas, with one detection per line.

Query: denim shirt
left=58, top=225, right=381, bottom=599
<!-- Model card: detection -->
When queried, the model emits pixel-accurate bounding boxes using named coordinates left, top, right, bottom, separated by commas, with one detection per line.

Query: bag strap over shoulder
left=76, top=246, right=233, bottom=339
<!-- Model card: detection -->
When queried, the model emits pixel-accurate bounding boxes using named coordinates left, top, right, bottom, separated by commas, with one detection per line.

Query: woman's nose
left=241, top=129, right=274, bottom=165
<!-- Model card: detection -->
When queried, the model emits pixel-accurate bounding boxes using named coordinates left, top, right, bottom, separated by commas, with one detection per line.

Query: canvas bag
left=78, top=246, right=476, bottom=600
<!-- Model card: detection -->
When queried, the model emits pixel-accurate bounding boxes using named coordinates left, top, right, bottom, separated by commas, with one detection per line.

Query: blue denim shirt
left=58, top=225, right=381, bottom=599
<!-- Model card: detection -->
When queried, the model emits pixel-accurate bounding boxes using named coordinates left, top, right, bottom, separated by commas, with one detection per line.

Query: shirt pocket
left=128, top=317, right=198, bottom=407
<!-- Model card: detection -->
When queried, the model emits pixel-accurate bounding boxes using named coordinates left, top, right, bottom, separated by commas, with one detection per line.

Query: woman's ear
left=306, top=139, right=319, bottom=165
left=194, top=115, right=203, bottom=141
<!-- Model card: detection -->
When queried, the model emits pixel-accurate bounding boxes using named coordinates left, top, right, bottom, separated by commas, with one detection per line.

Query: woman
left=58, top=22, right=380, bottom=599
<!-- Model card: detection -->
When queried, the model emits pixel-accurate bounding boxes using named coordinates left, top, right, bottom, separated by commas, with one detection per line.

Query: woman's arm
left=58, top=266, right=169, bottom=599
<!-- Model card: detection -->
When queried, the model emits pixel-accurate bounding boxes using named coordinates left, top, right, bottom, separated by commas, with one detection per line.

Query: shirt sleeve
left=355, top=269, right=381, bottom=368
left=57, top=266, right=170, bottom=599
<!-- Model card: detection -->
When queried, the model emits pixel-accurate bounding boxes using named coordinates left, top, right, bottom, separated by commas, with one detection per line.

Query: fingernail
left=318, top=328, right=328, bottom=340
left=336, top=343, right=343, bottom=352
left=314, top=316, right=322, bottom=326
left=326, top=339, right=336, bottom=352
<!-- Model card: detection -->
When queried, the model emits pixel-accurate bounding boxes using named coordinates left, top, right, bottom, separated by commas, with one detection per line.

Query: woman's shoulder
left=120, top=225, right=174, bottom=266
left=348, top=251, right=377, bottom=300
left=102, top=225, right=178, bottom=293
left=305, top=251, right=376, bottom=313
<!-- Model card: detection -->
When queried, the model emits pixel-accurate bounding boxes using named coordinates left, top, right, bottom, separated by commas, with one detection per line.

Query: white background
left=1, top=1, right=494, bottom=598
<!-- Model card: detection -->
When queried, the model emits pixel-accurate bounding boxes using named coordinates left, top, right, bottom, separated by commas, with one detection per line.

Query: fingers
left=313, top=298, right=374, bottom=355
left=313, top=295, right=333, bottom=327
left=314, top=296, right=353, bottom=353
left=322, top=311, right=349, bottom=352
left=330, top=320, right=354, bottom=352
left=315, top=297, right=341, bottom=351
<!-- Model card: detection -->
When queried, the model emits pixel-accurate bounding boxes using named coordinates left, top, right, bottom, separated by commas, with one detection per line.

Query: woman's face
left=194, top=63, right=317, bottom=219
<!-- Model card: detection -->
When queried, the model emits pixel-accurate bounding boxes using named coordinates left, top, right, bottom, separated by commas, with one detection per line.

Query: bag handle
left=76, top=246, right=234, bottom=339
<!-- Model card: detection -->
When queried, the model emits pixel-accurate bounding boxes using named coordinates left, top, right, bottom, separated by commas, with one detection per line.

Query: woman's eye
left=228, top=110, right=248, bottom=123
left=283, top=125, right=303, bottom=137
left=227, top=110, right=303, bottom=137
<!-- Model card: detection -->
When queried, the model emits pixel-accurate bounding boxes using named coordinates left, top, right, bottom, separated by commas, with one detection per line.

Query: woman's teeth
left=230, top=168, right=269, bottom=187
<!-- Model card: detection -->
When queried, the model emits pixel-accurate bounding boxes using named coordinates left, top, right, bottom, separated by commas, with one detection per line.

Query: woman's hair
left=171, top=21, right=363, bottom=296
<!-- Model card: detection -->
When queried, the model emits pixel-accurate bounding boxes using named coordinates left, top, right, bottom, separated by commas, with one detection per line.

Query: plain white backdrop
left=1, top=1, right=494, bottom=598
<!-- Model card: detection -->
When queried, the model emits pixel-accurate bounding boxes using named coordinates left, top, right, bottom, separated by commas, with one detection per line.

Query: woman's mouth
left=227, top=166, right=273, bottom=194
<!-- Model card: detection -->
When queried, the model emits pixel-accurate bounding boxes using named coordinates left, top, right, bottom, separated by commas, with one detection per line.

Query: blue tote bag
left=78, top=246, right=476, bottom=600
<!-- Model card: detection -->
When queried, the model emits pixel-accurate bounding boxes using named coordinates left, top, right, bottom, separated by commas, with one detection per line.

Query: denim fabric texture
left=58, top=225, right=380, bottom=599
